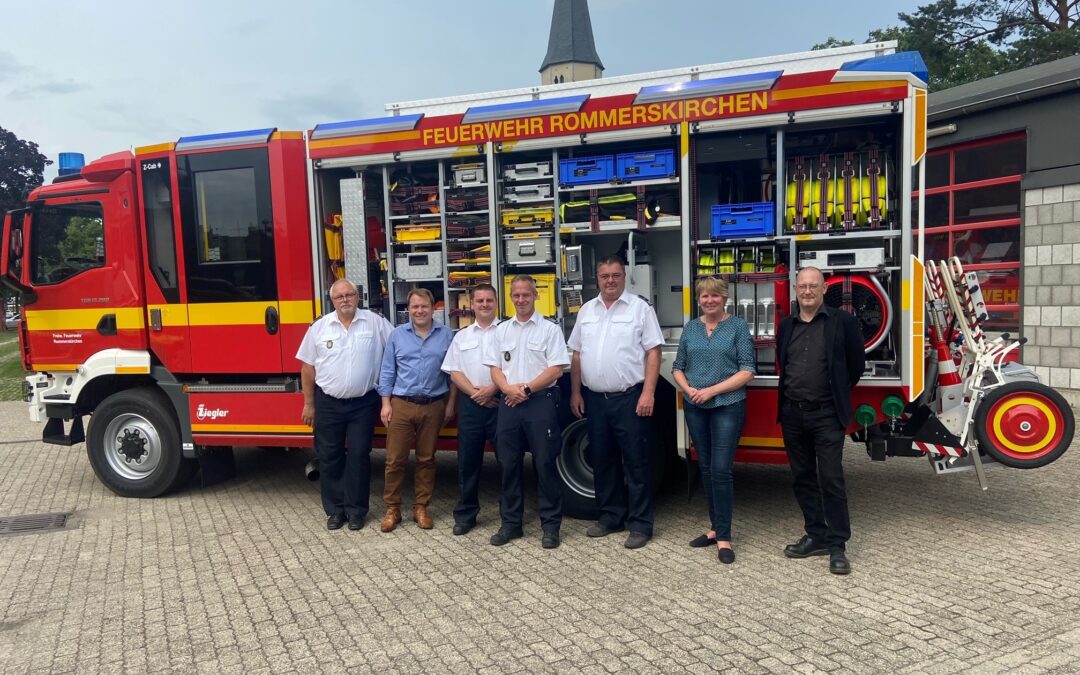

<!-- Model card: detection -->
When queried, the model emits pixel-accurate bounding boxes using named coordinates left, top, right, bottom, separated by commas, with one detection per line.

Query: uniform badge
left=326, top=340, right=334, bottom=349
left=503, top=351, right=511, bottom=362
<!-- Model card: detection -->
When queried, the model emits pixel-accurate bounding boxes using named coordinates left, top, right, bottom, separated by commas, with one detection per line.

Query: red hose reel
left=824, top=273, right=892, bottom=353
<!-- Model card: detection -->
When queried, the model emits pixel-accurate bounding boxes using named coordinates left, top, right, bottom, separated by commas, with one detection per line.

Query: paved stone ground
left=1, top=400, right=1079, bottom=674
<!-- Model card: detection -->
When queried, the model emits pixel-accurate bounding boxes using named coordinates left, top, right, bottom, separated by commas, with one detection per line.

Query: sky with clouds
left=2, top=0, right=923, bottom=179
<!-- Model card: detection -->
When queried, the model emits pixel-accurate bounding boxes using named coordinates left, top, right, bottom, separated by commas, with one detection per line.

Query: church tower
left=539, top=0, right=604, bottom=85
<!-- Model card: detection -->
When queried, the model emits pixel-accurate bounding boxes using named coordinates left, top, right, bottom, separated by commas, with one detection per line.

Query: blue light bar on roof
left=835, top=51, right=929, bottom=86
left=311, top=114, right=425, bottom=140
left=633, top=70, right=783, bottom=105
left=175, top=128, right=276, bottom=152
left=461, top=95, right=590, bottom=124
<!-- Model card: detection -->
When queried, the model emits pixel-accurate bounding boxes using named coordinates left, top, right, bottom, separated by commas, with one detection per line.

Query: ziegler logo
left=196, top=404, right=229, bottom=421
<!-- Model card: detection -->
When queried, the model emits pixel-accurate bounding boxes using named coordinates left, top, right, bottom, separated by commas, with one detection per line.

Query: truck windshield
left=30, top=202, right=106, bottom=285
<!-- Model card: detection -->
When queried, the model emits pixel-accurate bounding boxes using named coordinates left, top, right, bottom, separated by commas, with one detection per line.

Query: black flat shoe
left=541, top=530, right=560, bottom=549
left=326, top=514, right=345, bottom=531
left=452, top=523, right=473, bottom=536
left=689, top=533, right=717, bottom=548
left=347, top=515, right=365, bottom=531
left=717, top=547, right=736, bottom=564
left=490, top=528, right=523, bottom=546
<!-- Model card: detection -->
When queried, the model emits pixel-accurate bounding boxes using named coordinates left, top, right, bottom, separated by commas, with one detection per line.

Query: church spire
left=539, top=0, right=604, bottom=85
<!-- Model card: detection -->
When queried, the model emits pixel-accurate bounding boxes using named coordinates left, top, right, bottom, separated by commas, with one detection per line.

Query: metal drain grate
left=0, top=513, right=70, bottom=536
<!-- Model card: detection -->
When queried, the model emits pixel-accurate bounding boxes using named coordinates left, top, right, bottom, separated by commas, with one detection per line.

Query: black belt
left=590, top=383, right=643, bottom=399
left=785, top=398, right=832, bottom=411
left=395, top=394, right=443, bottom=405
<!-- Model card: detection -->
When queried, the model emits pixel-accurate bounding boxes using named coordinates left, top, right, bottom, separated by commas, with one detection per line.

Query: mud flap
left=197, top=446, right=236, bottom=487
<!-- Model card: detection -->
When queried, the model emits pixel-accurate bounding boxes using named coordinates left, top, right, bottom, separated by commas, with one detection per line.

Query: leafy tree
left=0, top=127, right=50, bottom=329
left=0, top=126, right=50, bottom=215
left=814, top=1, right=1080, bottom=90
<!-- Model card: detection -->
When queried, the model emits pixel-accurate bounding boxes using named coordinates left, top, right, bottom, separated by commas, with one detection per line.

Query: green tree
left=0, top=126, right=50, bottom=215
left=815, top=1, right=1080, bottom=90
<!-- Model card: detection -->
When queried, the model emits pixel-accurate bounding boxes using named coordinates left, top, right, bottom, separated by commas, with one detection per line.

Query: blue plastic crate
left=616, top=149, right=676, bottom=181
left=710, top=202, right=776, bottom=239
left=559, top=155, right=615, bottom=186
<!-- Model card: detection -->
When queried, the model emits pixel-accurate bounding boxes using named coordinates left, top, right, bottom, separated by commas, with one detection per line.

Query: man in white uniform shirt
left=440, top=284, right=500, bottom=536
left=569, top=256, right=664, bottom=549
left=297, top=279, right=393, bottom=531
left=483, top=275, right=571, bottom=549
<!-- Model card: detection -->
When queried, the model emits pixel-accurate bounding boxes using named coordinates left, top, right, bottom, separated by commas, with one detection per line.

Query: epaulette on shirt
left=636, top=294, right=654, bottom=307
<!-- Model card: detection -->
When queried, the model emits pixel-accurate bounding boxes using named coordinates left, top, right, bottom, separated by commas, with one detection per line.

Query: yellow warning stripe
left=24, top=307, right=146, bottom=331
left=772, top=80, right=908, bottom=101
left=192, top=424, right=312, bottom=433
left=271, top=131, right=303, bottom=141
left=116, top=366, right=150, bottom=374
left=739, top=436, right=785, bottom=448
left=30, top=363, right=80, bottom=371
left=135, top=142, right=175, bottom=156
left=309, top=130, right=423, bottom=150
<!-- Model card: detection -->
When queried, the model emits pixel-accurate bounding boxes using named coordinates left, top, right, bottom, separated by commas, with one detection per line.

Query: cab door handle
left=265, top=306, right=279, bottom=335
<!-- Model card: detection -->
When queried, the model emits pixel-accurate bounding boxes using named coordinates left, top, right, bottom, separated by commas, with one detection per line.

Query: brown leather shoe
left=380, top=506, right=401, bottom=533
left=413, top=505, right=433, bottom=530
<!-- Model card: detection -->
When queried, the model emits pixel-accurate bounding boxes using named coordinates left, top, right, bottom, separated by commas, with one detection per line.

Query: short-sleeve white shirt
left=482, top=312, right=570, bottom=388
left=441, top=320, right=500, bottom=387
left=295, top=309, right=393, bottom=399
left=567, top=291, right=664, bottom=393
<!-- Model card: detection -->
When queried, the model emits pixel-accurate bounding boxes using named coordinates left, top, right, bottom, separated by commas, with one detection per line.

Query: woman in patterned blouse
left=672, top=276, right=756, bottom=564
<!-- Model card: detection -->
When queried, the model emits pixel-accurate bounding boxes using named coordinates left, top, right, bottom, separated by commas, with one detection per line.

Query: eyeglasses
left=796, top=284, right=822, bottom=292
left=598, top=273, right=624, bottom=281
left=331, top=292, right=358, bottom=302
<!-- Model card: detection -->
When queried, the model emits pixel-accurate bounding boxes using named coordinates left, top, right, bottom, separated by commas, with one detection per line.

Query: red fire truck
left=2, top=43, right=1070, bottom=510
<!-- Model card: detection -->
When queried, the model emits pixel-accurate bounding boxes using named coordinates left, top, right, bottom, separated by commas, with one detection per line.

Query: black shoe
left=624, top=532, right=651, bottom=549
left=689, top=533, right=717, bottom=548
left=718, top=547, right=736, bottom=564
left=829, top=551, right=851, bottom=575
left=541, top=530, right=560, bottom=549
left=347, top=515, right=365, bottom=531
left=490, top=527, right=523, bottom=546
left=452, top=522, right=473, bottom=536
left=326, top=514, right=345, bottom=531
left=784, top=535, right=829, bottom=558
left=586, top=523, right=624, bottom=538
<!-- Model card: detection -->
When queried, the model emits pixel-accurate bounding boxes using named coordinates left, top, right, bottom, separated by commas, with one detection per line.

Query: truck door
left=176, top=146, right=283, bottom=373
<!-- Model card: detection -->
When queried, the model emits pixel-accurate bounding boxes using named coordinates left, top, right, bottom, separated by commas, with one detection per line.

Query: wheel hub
left=118, top=429, right=148, bottom=463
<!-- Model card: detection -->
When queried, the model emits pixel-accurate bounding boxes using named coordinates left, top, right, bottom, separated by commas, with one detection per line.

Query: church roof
left=539, top=0, right=604, bottom=72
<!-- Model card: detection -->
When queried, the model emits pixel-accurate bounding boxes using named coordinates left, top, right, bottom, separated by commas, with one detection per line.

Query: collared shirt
left=568, top=291, right=664, bottom=393
left=296, top=309, right=393, bottom=399
left=672, top=316, right=756, bottom=408
left=377, top=321, right=454, bottom=398
left=783, top=307, right=829, bottom=402
left=482, top=311, right=570, bottom=387
left=441, top=319, right=501, bottom=387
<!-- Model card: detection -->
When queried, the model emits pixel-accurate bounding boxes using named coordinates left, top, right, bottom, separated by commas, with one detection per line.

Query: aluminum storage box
left=504, top=234, right=554, bottom=264
left=394, top=251, right=444, bottom=280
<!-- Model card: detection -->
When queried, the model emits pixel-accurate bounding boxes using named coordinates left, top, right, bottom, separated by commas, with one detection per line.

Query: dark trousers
left=780, top=400, right=851, bottom=552
left=495, top=389, right=562, bottom=532
left=683, top=399, right=745, bottom=541
left=584, top=386, right=653, bottom=536
left=454, top=396, right=498, bottom=527
left=314, top=388, right=379, bottom=519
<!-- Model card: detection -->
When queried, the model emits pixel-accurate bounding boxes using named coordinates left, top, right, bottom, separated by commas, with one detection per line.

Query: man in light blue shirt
left=377, top=288, right=455, bottom=532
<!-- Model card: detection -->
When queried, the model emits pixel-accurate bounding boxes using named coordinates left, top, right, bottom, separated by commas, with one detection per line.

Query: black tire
left=557, top=419, right=600, bottom=520
left=86, top=387, right=194, bottom=497
left=974, top=381, right=1073, bottom=469
left=556, top=417, right=674, bottom=521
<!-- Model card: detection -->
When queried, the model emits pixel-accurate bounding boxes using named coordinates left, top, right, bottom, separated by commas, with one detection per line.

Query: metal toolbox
left=502, top=206, right=554, bottom=227
left=502, top=161, right=552, bottom=181
left=503, top=183, right=552, bottom=202
left=797, top=247, right=885, bottom=271
left=451, top=162, right=486, bottom=186
left=394, top=251, right=444, bottom=280
left=504, top=234, right=554, bottom=264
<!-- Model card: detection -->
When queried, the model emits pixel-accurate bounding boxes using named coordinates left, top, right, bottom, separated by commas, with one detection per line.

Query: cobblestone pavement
left=1, top=400, right=1079, bottom=674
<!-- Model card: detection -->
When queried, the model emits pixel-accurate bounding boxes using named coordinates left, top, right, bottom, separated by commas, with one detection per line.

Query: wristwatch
left=523, top=385, right=533, bottom=397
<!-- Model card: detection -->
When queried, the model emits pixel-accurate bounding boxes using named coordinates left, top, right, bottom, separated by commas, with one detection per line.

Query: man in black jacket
left=776, top=266, right=865, bottom=575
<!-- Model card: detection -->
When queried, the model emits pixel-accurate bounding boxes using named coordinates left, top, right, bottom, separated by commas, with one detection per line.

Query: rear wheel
left=557, top=419, right=599, bottom=520
left=974, top=381, right=1073, bottom=469
left=86, top=388, right=195, bottom=497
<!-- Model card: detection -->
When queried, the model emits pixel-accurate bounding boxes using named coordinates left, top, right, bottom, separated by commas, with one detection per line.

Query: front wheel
left=86, top=387, right=195, bottom=497
left=974, top=381, right=1073, bottom=469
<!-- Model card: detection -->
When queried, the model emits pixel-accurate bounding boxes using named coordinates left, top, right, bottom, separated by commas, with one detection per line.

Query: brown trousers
left=384, top=397, right=445, bottom=507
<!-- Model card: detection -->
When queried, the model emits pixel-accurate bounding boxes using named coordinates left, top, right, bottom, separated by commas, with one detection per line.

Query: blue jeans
left=684, top=398, right=746, bottom=540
